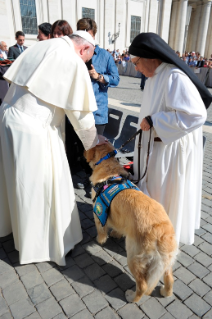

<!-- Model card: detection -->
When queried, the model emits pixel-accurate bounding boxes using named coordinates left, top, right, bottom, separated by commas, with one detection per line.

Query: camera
left=86, top=58, right=92, bottom=70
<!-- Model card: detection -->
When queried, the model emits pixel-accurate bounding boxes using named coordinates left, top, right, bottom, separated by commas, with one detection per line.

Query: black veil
left=129, top=33, right=212, bottom=109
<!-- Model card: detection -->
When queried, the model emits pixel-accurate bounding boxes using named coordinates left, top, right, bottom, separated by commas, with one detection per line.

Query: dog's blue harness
left=93, top=176, right=140, bottom=226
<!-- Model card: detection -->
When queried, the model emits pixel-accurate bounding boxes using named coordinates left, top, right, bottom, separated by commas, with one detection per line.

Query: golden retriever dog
left=84, top=142, right=178, bottom=303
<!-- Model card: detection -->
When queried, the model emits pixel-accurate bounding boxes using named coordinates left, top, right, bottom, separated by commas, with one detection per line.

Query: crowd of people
left=2, top=30, right=212, bottom=70
left=110, top=50, right=131, bottom=66
left=99, top=47, right=212, bottom=70
left=0, top=21, right=211, bottom=270
left=175, top=51, right=212, bottom=68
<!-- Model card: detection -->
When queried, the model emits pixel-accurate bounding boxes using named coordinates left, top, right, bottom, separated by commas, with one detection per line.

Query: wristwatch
left=97, top=73, right=103, bottom=81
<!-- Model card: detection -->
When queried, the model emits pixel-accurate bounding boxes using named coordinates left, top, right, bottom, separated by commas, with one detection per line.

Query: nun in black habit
left=129, top=32, right=210, bottom=246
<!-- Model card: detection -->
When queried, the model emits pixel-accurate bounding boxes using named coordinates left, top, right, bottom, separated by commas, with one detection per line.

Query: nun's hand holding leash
left=140, top=118, right=150, bottom=131
left=140, top=116, right=153, bottom=131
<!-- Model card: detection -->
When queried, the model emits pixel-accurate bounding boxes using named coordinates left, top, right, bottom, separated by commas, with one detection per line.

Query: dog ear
left=84, top=147, right=96, bottom=163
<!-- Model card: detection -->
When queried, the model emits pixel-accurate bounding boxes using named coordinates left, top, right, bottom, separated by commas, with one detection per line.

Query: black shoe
left=85, top=190, right=92, bottom=199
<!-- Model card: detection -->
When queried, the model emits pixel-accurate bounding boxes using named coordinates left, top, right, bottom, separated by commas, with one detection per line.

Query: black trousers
left=96, top=124, right=106, bottom=135
left=140, top=73, right=147, bottom=89
left=66, top=118, right=106, bottom=173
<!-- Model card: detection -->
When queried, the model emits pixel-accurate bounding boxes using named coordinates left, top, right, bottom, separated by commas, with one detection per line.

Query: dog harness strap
left=92, top=175, right=127, bottom=203
left=93, top=179, right=141, bottom=226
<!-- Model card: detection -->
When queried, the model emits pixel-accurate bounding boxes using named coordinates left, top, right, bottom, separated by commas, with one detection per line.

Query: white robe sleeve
left=65, top=110, right=98, bottom=150
left=151, top=72, right=207, bottom=144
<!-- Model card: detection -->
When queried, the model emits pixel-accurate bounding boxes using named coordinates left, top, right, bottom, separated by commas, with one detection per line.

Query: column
left=205, top=9, right=212, bottom=57
left=148, top=0, right=159, bottom=33
left=186, top=6, right=195, bottom=52
left=159, top=0, right=172, bottom=43
left=196, top=0, right=212, bottom=56
left=114, top=0, right=126, bottom=51
left=98, top=0, right=105, bottom=48
left=61, top=0, right=75, bottom=31
left=48, top=0, right=61, bottom=23
left=125, top=0, right=130, bottom=48
left=174, top=0, right=188, bottom=55
left=104, top=0, right=115, bottom=50
left=168, top=0, right=178, bottom=49
left=183, top=5, right=192, bottom=53
left=39, top=0, right=49, bottom=22
left=190, top=4, right=202, bottom=51
left=2, top=0, right=14, bottom=46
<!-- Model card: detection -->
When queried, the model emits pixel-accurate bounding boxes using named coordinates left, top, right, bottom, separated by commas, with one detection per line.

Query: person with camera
left=77, top=18, right=120, bottom=135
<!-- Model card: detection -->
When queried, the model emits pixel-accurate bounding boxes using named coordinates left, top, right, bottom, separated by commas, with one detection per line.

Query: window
left=19, top=0, right=38, bottom=35
left=130, top=16, right=141, bottom=43
left=82, top=7, right=95, bottom=20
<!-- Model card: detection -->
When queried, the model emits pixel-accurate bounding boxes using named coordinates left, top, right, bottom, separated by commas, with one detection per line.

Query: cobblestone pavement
left=0, top=76, right=212, bottom=319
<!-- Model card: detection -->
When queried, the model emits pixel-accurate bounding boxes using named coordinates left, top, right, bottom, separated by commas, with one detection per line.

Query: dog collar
left=95, top=150, right=117, bottom=166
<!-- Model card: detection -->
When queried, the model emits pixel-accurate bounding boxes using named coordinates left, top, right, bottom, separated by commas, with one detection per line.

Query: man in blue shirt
left=123, top=54, right=130, bottom=61
left=77, top=18, right=120, bottom=134
left=188, top=58, right=197, bottom=67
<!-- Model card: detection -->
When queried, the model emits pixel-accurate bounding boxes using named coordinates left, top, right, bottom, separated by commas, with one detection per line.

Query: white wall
left=0, top=0, right=12, bottom=45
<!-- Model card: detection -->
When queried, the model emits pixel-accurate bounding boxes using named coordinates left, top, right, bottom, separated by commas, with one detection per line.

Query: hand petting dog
left=96, top=135, right=108, bottom=146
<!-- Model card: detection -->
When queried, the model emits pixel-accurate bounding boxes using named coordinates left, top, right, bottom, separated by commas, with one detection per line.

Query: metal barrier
left=205, top=69, right=212, bottom=88
left=118, top=63, right=211, bottom=86
left=190, top=67, right=209, bottom=84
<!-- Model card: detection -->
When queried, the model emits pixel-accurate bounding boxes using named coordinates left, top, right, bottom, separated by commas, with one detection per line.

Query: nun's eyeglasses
left=133, top=57, right=141, bottom=66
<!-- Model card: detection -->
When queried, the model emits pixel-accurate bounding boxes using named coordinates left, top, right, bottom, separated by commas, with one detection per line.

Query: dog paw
left=96, top=235, right=107, bottom=245
left=125, top=289, right=136, bottom=303
left=160, top=285, right=172, bottom=297
left=110, top=230, right=122, bottom=239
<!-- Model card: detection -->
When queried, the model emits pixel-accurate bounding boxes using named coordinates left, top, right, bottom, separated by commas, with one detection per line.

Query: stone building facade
left=0, top=0, right=211, bottom=57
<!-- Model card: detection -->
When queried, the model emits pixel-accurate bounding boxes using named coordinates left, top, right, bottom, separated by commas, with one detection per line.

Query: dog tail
left=132, top=243, right=178, bottom=296
left=148, top=240, right=179, bottom=292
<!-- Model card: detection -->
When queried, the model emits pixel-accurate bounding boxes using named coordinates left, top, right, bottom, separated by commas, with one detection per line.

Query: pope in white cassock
left=0, top=31, right=106, bottom=266
left=129, top=33, right=211, bottom=246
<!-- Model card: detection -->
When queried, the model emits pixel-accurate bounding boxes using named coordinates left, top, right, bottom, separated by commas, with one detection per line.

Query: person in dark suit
left=8, top=31, right=27, bottom=60
left=196, top=56, right=204, bottom=68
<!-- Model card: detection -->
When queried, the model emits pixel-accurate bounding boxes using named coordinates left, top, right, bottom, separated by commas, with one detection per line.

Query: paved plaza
left=0, top=76, right=212, bottom=319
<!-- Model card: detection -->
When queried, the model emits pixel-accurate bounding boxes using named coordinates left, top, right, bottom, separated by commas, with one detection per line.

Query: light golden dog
left=84, top=142, right=178, bottom=303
